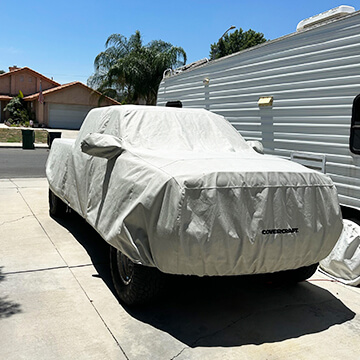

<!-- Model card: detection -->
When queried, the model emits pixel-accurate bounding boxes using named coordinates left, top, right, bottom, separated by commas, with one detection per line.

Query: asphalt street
left=0, top=148, right=49, bottom=178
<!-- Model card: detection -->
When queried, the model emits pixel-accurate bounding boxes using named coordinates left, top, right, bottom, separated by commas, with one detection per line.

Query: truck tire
left=271, top=263, right=318, bottom=284
left=49, top=189, right=67, bottom=218
left=110, top=246, right=165, bottom=306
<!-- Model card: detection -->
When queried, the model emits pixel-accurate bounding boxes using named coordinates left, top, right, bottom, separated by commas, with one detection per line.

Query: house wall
left=0, top=76, right=10, bottom=94
left=12, top=72, right=37, bottom=95
left=44, top=85, right=115, bottom=106
left=33, top=101, right=44, bottom=125
left=1, top=69, right=117, bottom=126
left=37, top=84, right=116, bottom=127
left=0, top=70, right=56, bottom=97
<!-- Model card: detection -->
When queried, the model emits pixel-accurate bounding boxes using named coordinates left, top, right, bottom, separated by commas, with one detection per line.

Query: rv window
left=350, top=95, right=360, bottom=154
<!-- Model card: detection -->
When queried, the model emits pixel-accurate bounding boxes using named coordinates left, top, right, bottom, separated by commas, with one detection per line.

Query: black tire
left=270, top=263, right=318, bottom=284
left=49, top=189, right=67, bottom=218
left=110, top=246, right=165, bottom=306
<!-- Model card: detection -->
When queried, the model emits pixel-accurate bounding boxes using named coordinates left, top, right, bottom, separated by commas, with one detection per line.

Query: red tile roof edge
left=0, top=67, right=61, bottom=86
left=23, top=81, right=120, bottom=105
left=0, top=95, right=13, bottom=101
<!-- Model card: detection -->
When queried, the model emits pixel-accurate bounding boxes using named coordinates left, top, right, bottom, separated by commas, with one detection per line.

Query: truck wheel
left=271, top=263, right=318, bottom=284
left=49, top=189, right=67, bottom=218
left=110, top=246, right=165, bottom=306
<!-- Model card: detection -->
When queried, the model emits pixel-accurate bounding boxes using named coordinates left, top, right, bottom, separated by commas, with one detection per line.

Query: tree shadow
left=54, top=215, right=356, bottom=347
left=0, top=266, right=22, bottom=319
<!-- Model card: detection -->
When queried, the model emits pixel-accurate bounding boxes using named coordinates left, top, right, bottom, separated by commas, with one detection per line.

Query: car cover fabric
left=320, top=219, right=360, bottom=286
left=46, top=105, right=343, bottom=276
left=81, top=132, right=124, bottom=159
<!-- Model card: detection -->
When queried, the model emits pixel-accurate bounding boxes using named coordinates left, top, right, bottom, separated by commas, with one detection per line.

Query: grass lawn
left=0, top=128, right=48, bottom=144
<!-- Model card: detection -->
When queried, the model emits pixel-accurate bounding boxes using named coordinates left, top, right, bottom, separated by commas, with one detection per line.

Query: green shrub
left=4, top=96, right=31, bottom=126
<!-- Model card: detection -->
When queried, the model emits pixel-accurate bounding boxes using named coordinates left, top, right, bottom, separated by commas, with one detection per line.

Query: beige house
left=0, top=66, right=119, bottom=129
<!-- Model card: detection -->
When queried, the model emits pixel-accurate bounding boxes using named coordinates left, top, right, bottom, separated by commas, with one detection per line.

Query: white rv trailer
left=157, top=6, right=360, bottom=216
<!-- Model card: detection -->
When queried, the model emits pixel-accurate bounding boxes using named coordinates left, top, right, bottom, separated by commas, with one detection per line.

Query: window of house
left=349, top=95, right=360, bottom=154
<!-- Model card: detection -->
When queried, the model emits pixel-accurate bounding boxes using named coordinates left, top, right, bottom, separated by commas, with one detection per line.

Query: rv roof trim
left=296, top=5, right=355, bottom=31
left=161, top=7, right=359, bottom=80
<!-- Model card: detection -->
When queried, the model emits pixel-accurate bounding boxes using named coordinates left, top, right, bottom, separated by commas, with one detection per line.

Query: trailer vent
left=296, top=5, right=355, bottom=31
left=290, top=152, right=326, bottom=173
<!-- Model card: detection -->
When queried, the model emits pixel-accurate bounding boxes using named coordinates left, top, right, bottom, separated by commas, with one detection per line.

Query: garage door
left=48, top=104, right=93, bottom=130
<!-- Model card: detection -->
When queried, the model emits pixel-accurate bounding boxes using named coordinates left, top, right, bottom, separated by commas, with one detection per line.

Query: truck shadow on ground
left=55, top=213, right=355, bottom=348
left=130, top=276, right=355, bottom=347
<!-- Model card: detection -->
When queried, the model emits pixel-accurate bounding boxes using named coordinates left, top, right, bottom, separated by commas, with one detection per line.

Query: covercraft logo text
left=262, top=228, right=299, bottom=235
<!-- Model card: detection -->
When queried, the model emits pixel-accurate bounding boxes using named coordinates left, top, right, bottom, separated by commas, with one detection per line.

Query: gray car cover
left=320, top=219, right=360, bottom=286
left=46, top=105, right=343, bottom=276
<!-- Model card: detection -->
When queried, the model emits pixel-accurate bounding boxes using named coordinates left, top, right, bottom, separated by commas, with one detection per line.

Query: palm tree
left=88, top=31, right=187, bottom=105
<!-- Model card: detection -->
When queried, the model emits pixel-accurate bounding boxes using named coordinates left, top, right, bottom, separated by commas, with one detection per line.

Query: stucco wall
left=0, top=76, right=11, bottom=94
left=44, top=84, right=115, bottom=106
left=33, top=102, right=43, bottom=124
left=0, top=70, right=56, bottom=96
left=33, top=85, right=117, bottom=126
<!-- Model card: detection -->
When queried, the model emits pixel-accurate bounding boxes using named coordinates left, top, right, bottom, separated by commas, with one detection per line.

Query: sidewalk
left=0, top=142, right=49, bottom=148
left=0, top=178, right=359, bottom=359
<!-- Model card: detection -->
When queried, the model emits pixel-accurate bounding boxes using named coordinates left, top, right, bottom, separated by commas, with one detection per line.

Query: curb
left=0, top=143, right=49, bottom=149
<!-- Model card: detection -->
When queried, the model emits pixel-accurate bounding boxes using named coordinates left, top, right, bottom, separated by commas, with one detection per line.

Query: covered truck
left=157, top=6, right=360, bottom=287
left=46, top=105, right=343, bottom=304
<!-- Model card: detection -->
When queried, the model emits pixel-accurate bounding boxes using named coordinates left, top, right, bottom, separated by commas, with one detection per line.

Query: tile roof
left=0, top=67, right=61, bottom=86
left=0, top=95, right=12, bottom=101
left=0, top=67, right=119, bottom=105
left=23, top=81, right=120, bottom=105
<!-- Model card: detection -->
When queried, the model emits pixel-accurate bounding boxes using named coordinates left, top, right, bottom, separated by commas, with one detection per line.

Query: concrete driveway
left=0, top=178, right=359, bottom=360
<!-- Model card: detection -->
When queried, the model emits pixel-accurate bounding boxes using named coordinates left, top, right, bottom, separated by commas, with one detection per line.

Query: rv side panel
left=157, top=11, right=360, bottom=211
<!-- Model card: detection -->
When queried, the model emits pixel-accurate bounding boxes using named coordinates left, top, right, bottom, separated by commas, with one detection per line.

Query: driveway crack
left=0, top=215, right=33, bottom=227
left=193, top=312, right=255, bottom=347
left=170, top=347, right=188, bottom=360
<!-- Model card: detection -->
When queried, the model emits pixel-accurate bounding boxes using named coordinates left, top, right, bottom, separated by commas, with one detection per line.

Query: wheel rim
left=117, top=252, right=134, bottom=285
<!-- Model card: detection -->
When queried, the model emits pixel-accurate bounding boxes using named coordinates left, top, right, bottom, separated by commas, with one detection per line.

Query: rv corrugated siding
left=157, top=12, right=360, bottom=211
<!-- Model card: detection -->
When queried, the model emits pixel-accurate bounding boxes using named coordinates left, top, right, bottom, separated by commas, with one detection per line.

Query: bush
left=4, top=96, right=31, bottom=126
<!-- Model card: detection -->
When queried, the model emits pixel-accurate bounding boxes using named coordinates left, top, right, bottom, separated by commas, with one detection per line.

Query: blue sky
left=0, top=1, right=357, bottom=85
